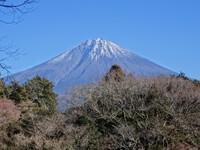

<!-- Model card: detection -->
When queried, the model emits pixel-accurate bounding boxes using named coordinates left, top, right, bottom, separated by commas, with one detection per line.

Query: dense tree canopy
left=0, top=75, right=57, bottom=114
left=0, top=65, right=200, bottom=149
left=68, top=66, right=200, bottom=149
left=25, top=76, right=57, bottom=114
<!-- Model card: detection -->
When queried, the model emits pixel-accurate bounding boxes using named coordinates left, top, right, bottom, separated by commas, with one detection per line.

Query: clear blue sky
left=1, top=0, right=200, bottom=79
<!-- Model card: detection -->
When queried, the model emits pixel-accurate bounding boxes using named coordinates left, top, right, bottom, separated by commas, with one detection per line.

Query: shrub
left=0, top=99, right=21, bottom=126
left=69, top=74, right=200, bottom=149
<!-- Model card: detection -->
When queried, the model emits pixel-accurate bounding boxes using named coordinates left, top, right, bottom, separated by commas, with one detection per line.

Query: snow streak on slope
left=12, top=38, right=177, bottom=95
left=49, top=38, right=132, bottom=63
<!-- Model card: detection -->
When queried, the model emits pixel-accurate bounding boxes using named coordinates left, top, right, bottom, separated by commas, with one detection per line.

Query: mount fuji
left=12, top=38, right=176, bottom=95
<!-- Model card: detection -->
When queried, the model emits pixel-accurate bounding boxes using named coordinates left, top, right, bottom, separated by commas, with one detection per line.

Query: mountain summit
left=13, top=38, right=176, bottom=94
left=48, top=38, right=132, bottom=63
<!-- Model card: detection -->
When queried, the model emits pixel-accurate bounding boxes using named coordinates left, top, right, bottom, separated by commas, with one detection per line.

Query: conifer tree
left=7, top=81, right=29, bottom=104
left=0, top=78, right=6, bottom=99
left=104, top=64, right=126, bottom=82
left=25, top=75, right=57, bottom=114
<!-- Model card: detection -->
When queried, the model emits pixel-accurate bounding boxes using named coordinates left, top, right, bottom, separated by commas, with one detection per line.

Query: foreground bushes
left=69, top=73, right=200, bottom=149
left=0, top=76, right=58, bottom=149
left=0, top=99, right=21, bottom=127
left=0, top=67, right=200, bottom=149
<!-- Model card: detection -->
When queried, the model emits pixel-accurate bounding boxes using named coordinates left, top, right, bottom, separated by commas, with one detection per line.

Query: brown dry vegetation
left=0, top=99, right=21, bottom=126
left=68, top=74, right=200, bottom=149
left=0, top=66, right=200, bottom=150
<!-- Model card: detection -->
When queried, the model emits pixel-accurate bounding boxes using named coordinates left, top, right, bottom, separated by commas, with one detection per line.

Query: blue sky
left=1, top=0, right=200, bottom=79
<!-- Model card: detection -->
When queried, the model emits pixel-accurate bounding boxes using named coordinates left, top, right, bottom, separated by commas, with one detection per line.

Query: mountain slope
left=13, top=38, right=176, bottom=94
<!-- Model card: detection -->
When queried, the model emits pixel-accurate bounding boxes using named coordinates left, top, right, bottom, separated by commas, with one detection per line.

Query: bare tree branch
left=0, top=37, right=23, bottom=76
left=0, top=0, right=37, bottom=24
left=0, top=0, right=37, bottom=75
left=0, top=0, right=35, bottom=8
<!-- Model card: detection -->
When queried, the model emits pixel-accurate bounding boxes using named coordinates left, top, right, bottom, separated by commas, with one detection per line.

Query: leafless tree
left=0, top=37, right=22, bottom=75
left=68, top=73, right=200, bottom=149
left=1, top=72, right=199, bottom=149
left=0, top=0, right=37, bottom=75
left=0, top=99, right=21, bottom=126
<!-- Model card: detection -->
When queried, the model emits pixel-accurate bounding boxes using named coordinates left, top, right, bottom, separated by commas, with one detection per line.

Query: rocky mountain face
left=12, top=38, right=176, bottom=95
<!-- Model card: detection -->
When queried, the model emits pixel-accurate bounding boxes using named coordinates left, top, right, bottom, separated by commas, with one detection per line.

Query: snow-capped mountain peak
left=49, top=38, right=132, bottom=63
left=82, top=38, right=132, bottom=60
left=13, top=38, right=177, bottom=95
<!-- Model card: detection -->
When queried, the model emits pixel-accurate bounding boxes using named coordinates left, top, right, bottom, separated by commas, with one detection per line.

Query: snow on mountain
left=12, top=38, right=177, bottom=95
left=49, top=38, right=132, bottom=63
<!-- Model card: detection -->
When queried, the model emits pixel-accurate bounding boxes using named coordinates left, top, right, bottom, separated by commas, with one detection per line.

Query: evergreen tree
left=178, top=71, right=189, bottom=80
left=0, top=78, right=6, bottom=99
left=193, top=79, right=200, bottom=87
left=7, top=81, right=29, bottom=104
left=25, top=75, right=57, bottom=114
left=104, top=64, right=126, bottom=82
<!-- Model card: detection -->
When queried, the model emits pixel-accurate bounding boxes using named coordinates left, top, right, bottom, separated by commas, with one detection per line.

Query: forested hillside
left=0, top=65, right=200, bottom=149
